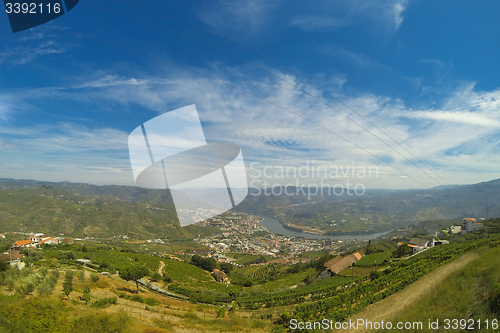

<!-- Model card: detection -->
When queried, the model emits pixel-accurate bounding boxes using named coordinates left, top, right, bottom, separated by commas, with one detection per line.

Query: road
left=158, top=260, right=165, bottom=276
left=332, top=252, right=480, bottom=333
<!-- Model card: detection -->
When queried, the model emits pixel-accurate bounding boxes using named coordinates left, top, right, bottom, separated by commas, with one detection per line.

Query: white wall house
left=461, top=218, right=480, bottom=235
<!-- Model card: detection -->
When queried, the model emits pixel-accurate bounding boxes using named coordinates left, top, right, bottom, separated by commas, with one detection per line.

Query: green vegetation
left=82, top=285, right=91, bottom=304
left=285, top=237, right=500, bottom=328
left=190, top=254, right=218, bottom=271
left=217, top=306, right=226, bottom=318
left=229, top=253, right=274, bottom=265
left=118, top=264, right=149, bottom=293
left=90, top=272, right=99, bottom=282
left=0, top=187, right=218, bottom=239
left=379, top=245, right=500, bottom=332
left=118, top=292, right=160, bottom=306
left=91, top=297, right=118, bottom=308
left=356, top=251, right=392, bottom=267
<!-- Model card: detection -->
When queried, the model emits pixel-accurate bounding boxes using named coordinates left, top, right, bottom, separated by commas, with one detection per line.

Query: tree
left=220, top=262, right=233, bottom=276
left=90, top=273, right=99, bottom=282
left=149, top=272, right=162, bottom=282
left=82, top=285, right=91, bottom=304
left=392, top=244, right=413, bottom=258
left=118, top=264, right=149, bottom=293
left=63, top=279, right=73, bottom=299
left=0, top=261, right=8, bottom=272
left=65, top=270, right=74, bottom=281
left=190, top=254, right=218, bottom=272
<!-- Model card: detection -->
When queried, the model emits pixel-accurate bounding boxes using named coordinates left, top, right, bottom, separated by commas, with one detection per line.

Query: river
left=258, top=216, right=392, bottom=241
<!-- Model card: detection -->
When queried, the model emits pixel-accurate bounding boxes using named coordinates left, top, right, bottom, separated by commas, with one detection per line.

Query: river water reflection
left=259, top=216, right=391, bottom=241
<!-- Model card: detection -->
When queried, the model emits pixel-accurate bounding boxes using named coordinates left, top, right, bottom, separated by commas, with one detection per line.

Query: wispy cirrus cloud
left=405, top=110, right=500, bottom=127
left=3, top=66, right=500, bottom=188
left=0, top=40, right=68, bottom=65
left=289, top=15, right=351, bottom=31
left=198, top=0, right=279, bottom=37
left=290, top=0, right=409, bottom=32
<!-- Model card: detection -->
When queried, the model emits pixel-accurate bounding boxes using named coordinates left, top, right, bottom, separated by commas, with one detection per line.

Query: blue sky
left=1, top=0, right=500, bottom=189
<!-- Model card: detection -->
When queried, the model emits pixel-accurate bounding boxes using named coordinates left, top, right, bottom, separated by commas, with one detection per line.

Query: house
left=320, top=253, right=362, bottom=279
left=61, top=238, right=74, bottom=244
left=461, top=218, right=480, bottom=235
left=447, top=226, right=462, bottom=235
left=76, top=259, right=91, bottom=265
left=13, top=240, right=32, bottom=248
left=213, top=268, right=230, bottom=283
left=39, top=237, right=59, bottom=245
left=0, top=252, right=24, bottom=267
left=409, top=237, right=430, bottom=247
left=408, top=237, right=431, bottom=254
left=431, top=239, right=449, bottom=246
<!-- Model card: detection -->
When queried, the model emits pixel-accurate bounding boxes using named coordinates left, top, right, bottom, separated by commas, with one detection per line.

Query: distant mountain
left=0, top=178, right=173, bottom=206
left=2, top=177, right=500, bottom=235
left=234, top=179, right=500, bottom=233
left=0, top=184, right=217, bottom=239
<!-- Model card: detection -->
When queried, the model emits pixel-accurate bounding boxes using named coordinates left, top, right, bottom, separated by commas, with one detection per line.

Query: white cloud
left=391, top=1, right=407, bottom=30
left=405, top=110, right=500, bottom=127
left=290, top=15, right=351, bottom=30
left=0, top=122, right=133, bottom=185
left=198, top=0, right=279, bottom=36
left=0, top=40, right=67, bottom=65
left=290, top=0, right=409, bottom=32
left=3, top=67, right=500, bottom=189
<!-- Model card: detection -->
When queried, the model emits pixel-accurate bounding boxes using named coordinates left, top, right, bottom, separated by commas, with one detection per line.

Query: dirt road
left=333, top=252, right=480, bottom=333
left=158, top=260, right=165, bottom=276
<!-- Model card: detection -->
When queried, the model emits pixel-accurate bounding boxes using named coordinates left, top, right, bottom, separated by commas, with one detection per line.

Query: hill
left=0, top=186, right=217, bottom=239
left=235, top=179, right=500, bottom=233
left=2, top=177, right=500, bottom=234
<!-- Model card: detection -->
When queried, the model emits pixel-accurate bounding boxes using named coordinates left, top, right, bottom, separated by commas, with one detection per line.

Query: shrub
left=38, top=267, right=49, bottom=277
left=70, top=311, right=132, bottom=333
left=188, top=290, right=215, bottom=304
left=79, top=270, right=85, bottom=281
left=51, top=270, right=60, bottom=279
left=82, top=285, right=91, bottom=304
left=63, top=279, right=73, bottom=299
left=90, top=273, right=100, bottom=282
left=37, top=281, right=54, bottom=297
left=5, top=277, right=15, bottom=291
left=15, top=281, right=29, bottom=295
left=58, top=250, right=75, bottom=260
left=65, top=270, right=74, bottom=281
left=131, top=295, right=144, bottom=303
left=162, top=275, right=172, bottom=283
left=217, top=306, right=226, bottom=318
left=144, top=298, right=160, bottom=306
left=92, top=297, right=118, bottom=308
left=149, top=272, right=162, bottom=282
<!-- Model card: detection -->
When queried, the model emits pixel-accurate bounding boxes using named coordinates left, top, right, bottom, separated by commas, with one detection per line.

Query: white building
left=461, top=218, right=480, bottom=235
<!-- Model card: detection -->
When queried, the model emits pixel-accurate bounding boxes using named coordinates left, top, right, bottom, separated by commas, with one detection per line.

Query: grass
left=257, top=268, right=313, bottom=292
left=378, top=245, right=500, bottom=333
left=356, top=251, right=392, bottom=267
left=338, top=265, right=378, bottom=277
left=296, top=251, right=329, bottom=258
left=231, top=254, right=274, bottom=265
